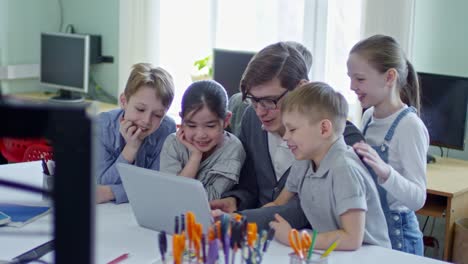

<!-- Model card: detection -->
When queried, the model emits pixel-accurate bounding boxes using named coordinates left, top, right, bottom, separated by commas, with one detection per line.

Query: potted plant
left=191, top=54, right=213, bottom=82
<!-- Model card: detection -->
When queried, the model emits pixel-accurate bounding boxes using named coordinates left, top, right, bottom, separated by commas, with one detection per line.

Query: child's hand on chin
left=176, top=127, right=203, bottom=157
left=120, top=119, right=143, bottom=150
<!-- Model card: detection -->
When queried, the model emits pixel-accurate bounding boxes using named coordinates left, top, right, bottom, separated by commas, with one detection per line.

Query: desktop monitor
left=0, top=100, right=94, bottom=263
left=419, top=72, right=468, bottom=150
left=40, top=32, right=90, bottom=102
left=213, top=49, right=256, bottom=97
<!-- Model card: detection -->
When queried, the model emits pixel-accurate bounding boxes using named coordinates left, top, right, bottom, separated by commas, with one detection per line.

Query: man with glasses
left=245, top=89, right=288, bottom=110
left=210, top=42, right=364, bottom=229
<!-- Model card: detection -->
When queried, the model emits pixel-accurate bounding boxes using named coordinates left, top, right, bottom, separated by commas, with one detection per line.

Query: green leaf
left=193, top=54, right=213, bottom=76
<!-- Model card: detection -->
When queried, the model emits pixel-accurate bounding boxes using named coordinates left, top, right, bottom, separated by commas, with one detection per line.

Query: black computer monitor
left=419, top=72, right=468, bottom=150
left=213, top=49, right=256, bottom=97
left=0, top=100, right=94, bottom=263
left=40, top=32, right=90, bottom=102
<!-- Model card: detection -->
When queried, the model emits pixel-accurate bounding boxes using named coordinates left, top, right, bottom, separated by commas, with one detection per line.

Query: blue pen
left=174, top=216, right=179, bottom=234
left=158, top=231, right=167, bottom=263
left=219, top=214, right=230, bottom=262
left=240, top=216, right=248, bottom=242
left=262, top=227, right=275, bottom=253
left=207, top=239, right=218, bottom=264
left=41, top=158, right=50, bottom=175
left=220, top=214, right=230, bottom=238
left=223, top=232, right=230, bottom=264
left=230, top=221, right=241, bottom=264
left=180, top=214, right=185, bottom=233
left=201, top=234, right=207, bottom=264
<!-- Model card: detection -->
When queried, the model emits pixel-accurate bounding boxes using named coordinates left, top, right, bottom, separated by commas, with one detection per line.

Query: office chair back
left=0, top=138, right=50, bottom=163
left=23, top=143, right=53, bottom=162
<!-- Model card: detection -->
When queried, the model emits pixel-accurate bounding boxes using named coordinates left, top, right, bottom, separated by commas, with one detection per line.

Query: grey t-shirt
left=160, top=132, right=246, bottom=201
left=286, top=136, right=391, bottom=248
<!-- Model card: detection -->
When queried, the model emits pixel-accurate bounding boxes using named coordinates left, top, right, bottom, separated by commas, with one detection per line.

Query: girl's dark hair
left=240, top=42, right=309, bottom=100
left=350, top=34, right=421, bottom=114
left=181, top=80, right=228, bottom=120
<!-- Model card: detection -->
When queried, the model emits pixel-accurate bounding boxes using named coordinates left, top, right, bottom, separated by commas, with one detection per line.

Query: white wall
left=61, top=0, right=119, bottom=98
left=0, top=0, right=120, bottom=98
left=413, top=0, right=468, bottom=160
left=0, top=0, right=59, bottom=93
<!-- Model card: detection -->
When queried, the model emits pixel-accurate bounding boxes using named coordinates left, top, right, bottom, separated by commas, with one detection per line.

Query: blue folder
left=0, top=203, right=50, bottom=227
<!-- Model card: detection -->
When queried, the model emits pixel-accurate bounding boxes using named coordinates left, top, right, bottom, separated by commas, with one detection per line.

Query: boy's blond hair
left=281, top=82, right=348, bottom=134
left=123, top=63, right=175, bottom=109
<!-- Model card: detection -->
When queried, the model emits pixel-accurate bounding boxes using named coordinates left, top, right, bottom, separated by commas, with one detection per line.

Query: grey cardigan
left=160, top=132, right=245, bottom=201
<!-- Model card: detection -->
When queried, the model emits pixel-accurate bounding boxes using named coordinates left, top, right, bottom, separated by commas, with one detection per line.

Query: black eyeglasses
left=245, top=90, right=289, bottom=110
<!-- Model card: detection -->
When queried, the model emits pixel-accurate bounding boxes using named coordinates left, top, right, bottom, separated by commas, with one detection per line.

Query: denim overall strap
left=363, top=107, right=416, bottom=148
left=383, top=107, right=416, bottom=142
left=363, top=106, right=422, bottom=254
left=362, top=107, right=416, bottom=210
left=362, top=115, right=392, bottom=214
left=362, top=117, right=372, bottom=137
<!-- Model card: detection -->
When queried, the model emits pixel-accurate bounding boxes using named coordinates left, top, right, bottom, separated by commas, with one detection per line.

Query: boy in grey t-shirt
left=267, top=82, right=391, bottom=250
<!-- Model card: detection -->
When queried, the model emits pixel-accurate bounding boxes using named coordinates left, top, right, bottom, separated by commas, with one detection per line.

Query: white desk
left=0, top=162, right=448, bottom=264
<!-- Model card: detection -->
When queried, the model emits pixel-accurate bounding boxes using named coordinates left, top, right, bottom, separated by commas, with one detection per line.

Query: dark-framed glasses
left=245, top=89, right=289, bottom=110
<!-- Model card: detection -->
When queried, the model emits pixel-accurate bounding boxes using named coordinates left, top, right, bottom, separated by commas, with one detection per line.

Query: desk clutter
left=155, top=211, right=275, bottom=264
left=0, top=159, right=452, bottom=264
left=154, top=212, right=339, bottom=264
left=0, top=158, right=54, bottom=228
left=288, top=228, right=338, bottom=264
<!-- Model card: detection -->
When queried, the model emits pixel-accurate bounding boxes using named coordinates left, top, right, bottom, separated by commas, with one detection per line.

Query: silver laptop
left=117, top=163, right=214, bottom=234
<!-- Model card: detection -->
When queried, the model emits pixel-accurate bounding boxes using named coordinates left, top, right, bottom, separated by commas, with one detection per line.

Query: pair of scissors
left=288, top=229, right=311, bottom=259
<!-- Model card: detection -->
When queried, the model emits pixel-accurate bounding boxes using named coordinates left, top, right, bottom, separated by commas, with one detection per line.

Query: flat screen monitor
left=213, top=49, right=255, bottom=97
left=40, top=32, right=90, bottom=102
left=419, top=72, right=468, bottom=150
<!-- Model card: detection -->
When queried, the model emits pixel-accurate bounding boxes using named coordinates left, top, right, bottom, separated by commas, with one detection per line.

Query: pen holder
left=42, top=173, right=53, bottom=201
left=289, top=252, right=329, bottom=264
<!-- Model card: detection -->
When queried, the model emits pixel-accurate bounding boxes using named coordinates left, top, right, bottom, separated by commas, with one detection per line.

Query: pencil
left=307, top=229, right=318, bottom=260
left=321, top=237, right=340, bottom=258
left=107, top=253, right=129, bottom=264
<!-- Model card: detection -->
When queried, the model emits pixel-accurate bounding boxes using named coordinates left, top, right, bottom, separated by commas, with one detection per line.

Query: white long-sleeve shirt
left=362, top=106, right=429, bottom=211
